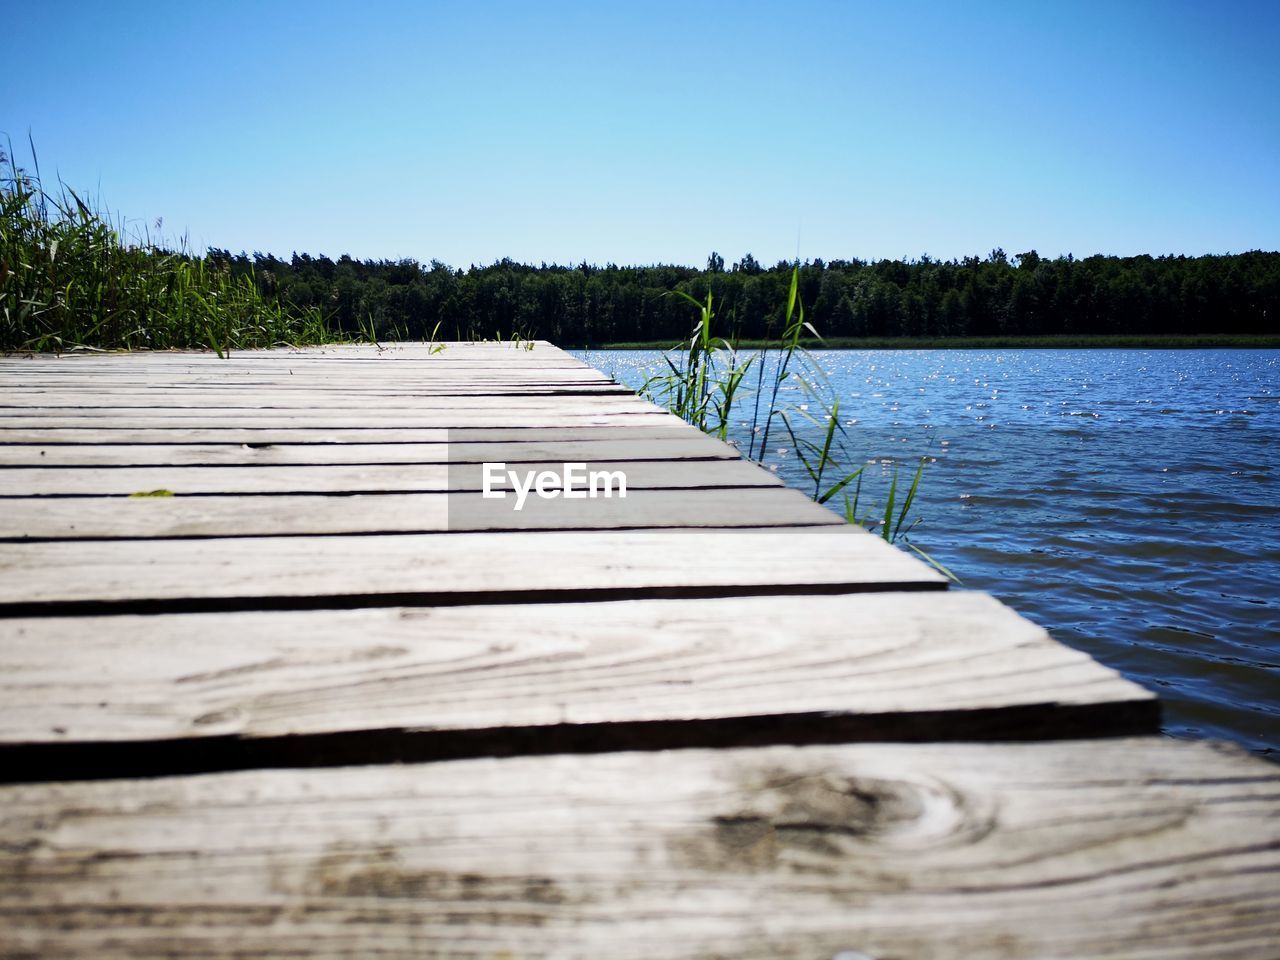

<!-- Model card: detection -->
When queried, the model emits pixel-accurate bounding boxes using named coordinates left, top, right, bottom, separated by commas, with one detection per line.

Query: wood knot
left=679, top=767, right=995, bottom=874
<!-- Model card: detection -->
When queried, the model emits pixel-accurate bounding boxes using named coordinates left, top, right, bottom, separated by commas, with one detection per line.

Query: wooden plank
left=0, top=423, right=700, bottom=445
left=0, top=384, right=635, bottom=400
left=0, top=367, right=599, bottom=377
left=0, top=404, right=673, bottom=425
left=203, top=341, right=568, bottom=357
left=2, top=340, right=559, bottom=354
left=0, top=487, right=840, bottom=540
left=0, top=340, right=565, bottom=356
left=0, top=352, right=580, bottom=363
left=0, top=592, right=1156, bottom=759
left=229, top=340, right=558, bottom=350
left=0, top=421, right=694, bottom=444
left=0, top=459, right=779, bottom=496
left=0, top=375, right=614, bottom=388
left=0, top=411, right=674, bottom=429
left=0, top=435, right=739, bottom=466
left=1, top=739, right=1275, bottom=959
left=0, top=349, right=595, bottom=363
left=0, top=347, right=589, bottom=369
left=0, top=398, right=658, bottom=418
left=0, top=528, right=943, bottom=613
left=0, top=436, right=736, bottom=466
left=4, top=341, right=541, bottom=357
left=0, top=411, right=670, bottom=427
left=0, top=361, right=604, bottom=374
left=0, top=354, right=605, bottom=369
left=0, top=373, right=622, bottom=392
left=0, top=368, right=601, bottom=382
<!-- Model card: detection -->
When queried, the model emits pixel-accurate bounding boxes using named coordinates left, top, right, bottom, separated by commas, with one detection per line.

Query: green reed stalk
left=1, top=142, right=337, bottom=352
left=645, top=267, right=956, bottom=581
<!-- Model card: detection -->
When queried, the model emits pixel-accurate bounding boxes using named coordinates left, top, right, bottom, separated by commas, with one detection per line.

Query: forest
left=5, top=139, right=1276, bottom=351
left=214, top=248, right=1280, bottom=346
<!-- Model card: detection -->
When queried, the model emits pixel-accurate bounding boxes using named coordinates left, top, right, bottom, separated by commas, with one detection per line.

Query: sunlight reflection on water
left=576, top=347, right=1280, bottom=755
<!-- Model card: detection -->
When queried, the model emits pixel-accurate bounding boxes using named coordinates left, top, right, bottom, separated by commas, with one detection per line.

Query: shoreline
left=571, top=334, right=1280, bottom=351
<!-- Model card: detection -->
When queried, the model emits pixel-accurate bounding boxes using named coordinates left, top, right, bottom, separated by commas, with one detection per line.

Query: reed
left=638, top=289, right=755, bottom=439
left=643, top=266, right=957, bottom=579
left=1, top=141, right=334, bottom=352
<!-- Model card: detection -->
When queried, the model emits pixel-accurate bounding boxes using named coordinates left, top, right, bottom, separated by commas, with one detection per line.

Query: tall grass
left=0, top=142, right=333, bottom=352
left=642, top=266, right=957, bottom=579
left=638, top=289, right=753, bottom=439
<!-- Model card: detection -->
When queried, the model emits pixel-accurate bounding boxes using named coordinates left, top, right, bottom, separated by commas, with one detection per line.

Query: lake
left=574, top=348, right=1280, bottom=756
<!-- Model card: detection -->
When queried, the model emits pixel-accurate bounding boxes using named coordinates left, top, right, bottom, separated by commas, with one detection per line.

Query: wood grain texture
left=0, top=435, right=739, bottom=466
left=0, top=384, right=635, bottom=400
left=0, top=374, right=619, bottom=390
left=0, top=458, right=776, bottom=496
left=0, top=423, right=697, bottom=443
left=0, top=591, right=1155, bottom=750
left=0, top=396, right=659, bottom=418
left=0, top=487, right=839, bottom=540
left=0, top=343, right=594, bottom=367
left=9, top=340, right=1262, bottom=958
left=0, top=365, right=610, bottom=388
left=0, top=411, right=675, bottom=430
left=1, top=739, right=1276, bottom=959
left=0, top=370, right=617, bottom=384
left=0, top=340, right=572, bottom=360
left=0, top=527, right=942, bottom=613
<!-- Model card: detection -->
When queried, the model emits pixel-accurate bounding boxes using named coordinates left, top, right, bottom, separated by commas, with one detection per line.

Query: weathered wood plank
left=0, top=423, right=706, bottom=445
left=190, top=340, right=568, bottom=356
left=0, top=410, right=674, bottom=429
left=0, top=592, right=1156, bottom=757
left=0, top=351, right=597, bottom=367
left=0, top=397, right=673, bottom=427
left=0, top=487, right=841, bottom=540
left=0, top=421, right=696, bottom=444
left=0, top=413, right=670, bottom=430
left=0, top=361, right=604, bottom=375
left=1, top=739, right=1275, bottom=959
left=4, top=341, right=546, bottom=357
left=0, top=349, right=593, bottom=362
left=0, top=384, right=635, bottom=401
left=0, top=435, right=738, bottom=466
left=0, top=353, right=592, bottom=374
left=0, top=438, right=734, bottom=467
left=0, top=367, right=600, bottom=383
left=0, top=366, right=598, bottom=377
left=0, top=528, right=943, bottom=613
left=0, top=368, right=616, bottom=383
left=0, top=458, right=776, bottom=496
left=0, top=396, right=657, bottom=418
left=0, top=345, right=588, bottom=369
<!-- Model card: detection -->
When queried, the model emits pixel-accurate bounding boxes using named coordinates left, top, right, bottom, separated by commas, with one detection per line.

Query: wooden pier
left=0, top=342, right=1276, bottom=958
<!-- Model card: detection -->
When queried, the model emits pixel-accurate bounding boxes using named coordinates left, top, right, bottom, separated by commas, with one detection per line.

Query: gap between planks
left=0, top=436, right=740, bottom=466
left=0, top=459, right=780, bottom=496
left=1, top=487, right=842, bottom=540
left=0, top=527, right=945, bottom=616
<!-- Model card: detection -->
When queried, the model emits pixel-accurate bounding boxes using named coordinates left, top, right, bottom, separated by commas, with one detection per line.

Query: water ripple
left=580, top=347, right=1280, bottom=755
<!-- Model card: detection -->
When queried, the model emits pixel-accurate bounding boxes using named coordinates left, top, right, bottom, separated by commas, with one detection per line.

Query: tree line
left=207, top=248, right=1280, bottom=344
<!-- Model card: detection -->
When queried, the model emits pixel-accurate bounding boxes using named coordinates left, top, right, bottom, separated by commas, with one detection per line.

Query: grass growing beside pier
left=640, top=268, right=956, bottom=579
left=0, top=144, right=333, bottom=353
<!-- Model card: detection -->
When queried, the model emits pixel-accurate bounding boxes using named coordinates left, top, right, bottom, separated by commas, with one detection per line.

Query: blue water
left=575, top=348, right=1280, bottom=755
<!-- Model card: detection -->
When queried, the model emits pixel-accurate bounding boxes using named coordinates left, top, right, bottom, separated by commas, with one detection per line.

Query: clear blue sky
left=4, top=0, right=1277, bottom=267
